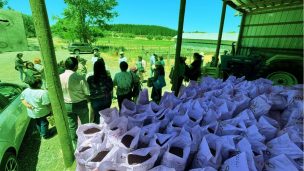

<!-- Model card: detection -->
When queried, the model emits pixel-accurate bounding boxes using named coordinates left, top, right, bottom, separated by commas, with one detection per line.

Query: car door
left=81, top=43, right=90, bottom=52
left=0, top=84, right=30, bottom=151
left=80, top=43, right=86, bottom=52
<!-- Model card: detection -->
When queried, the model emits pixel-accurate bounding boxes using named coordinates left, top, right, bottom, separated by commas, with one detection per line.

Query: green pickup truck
left=68, top=43, right=99, bottom=54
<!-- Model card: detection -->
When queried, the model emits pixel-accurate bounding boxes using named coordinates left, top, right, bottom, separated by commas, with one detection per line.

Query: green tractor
left=220, top=51, right=303, bottom=86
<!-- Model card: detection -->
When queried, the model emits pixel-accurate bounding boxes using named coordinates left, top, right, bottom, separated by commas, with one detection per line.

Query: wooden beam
left=248, top=3, right=302, bottom=14
left=173, top=0, right=186, bottom=96
left=214, top=0, right=227, bottom=66
left=243, top=21, right=304, bottom=27
left=29, top=0, right=74, bottom=167
left=242, top=35, right=303, bottom=38
left=233, top=0, right=302, bottom=12
left=236, top=13, right=246, bottom=55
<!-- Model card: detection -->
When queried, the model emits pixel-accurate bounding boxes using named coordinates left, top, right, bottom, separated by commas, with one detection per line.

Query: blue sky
left=7, top=0, right=241, bottom=33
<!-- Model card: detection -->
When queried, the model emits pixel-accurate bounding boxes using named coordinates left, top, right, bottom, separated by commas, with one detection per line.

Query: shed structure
left=226, top=0, right=303, bottom=56
left=173, top=33, right=238, bottom=52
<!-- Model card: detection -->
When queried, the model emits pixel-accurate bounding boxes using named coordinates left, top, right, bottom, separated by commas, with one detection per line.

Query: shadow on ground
left=18, top=120, right=41, bottom=171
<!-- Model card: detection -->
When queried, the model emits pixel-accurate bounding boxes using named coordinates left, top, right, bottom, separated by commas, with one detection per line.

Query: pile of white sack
left=75, top=76, right=303, bottom=171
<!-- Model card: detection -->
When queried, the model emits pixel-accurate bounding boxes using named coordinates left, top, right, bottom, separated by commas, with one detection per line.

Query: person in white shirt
left=119, top=51, right=127, bottom=64
left=21, top=78, right=53, bottom=139
left=91, top=52, right=101, bottom=65
left=150, top=53, right=158, bottom=77
left=59, top=57, right=90, bottom=147
left=34, top=58, right=43, bottom=72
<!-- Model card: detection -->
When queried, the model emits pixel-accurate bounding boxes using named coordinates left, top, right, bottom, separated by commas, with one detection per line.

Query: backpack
left=130, top=72, right=141, bottom=97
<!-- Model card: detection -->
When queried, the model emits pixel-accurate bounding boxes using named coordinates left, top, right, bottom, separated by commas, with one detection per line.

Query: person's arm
left=22, top=99, right=33, bottom=110
left=80, top=77, right=91, bottom=101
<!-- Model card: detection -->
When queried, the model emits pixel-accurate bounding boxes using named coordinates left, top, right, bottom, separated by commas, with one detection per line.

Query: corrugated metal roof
left=173, top=33, right=238, bottom=41
left=227, top=0, right=303, bottom=13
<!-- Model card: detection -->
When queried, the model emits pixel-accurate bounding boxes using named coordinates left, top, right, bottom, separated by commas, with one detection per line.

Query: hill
left=109, top=24, right=177, bottom=37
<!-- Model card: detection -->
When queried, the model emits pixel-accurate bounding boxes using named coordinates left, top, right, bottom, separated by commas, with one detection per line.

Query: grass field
left=0, top=36, right=215, bottom=170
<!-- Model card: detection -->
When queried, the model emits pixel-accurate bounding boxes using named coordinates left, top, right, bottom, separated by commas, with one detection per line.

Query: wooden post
left=173, top=0, right=186, bottom=96
left=29, top=0, right=74, bottom=167
left=236, top=12, right=246, bottom=55
left=214, top=0, right=227, bottom=66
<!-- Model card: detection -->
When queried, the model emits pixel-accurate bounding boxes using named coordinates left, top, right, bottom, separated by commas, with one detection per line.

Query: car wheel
left=267, top=71, right=298, bottom=86
left=74, top=49, right=80, bottom=54
left=0, top=152, right=18, bottom=171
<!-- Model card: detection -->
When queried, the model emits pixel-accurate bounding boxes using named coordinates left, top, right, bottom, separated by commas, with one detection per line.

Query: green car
left=68, top=42, right=99, bottom=54
left=0, top=82, right=30, bottom=171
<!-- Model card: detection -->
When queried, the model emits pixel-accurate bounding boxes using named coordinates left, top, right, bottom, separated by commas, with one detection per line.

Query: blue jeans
left=18, top=67, right=24, bottom=81
left=91, top=98, right=111, bottom=124
left=65, top=100, right=89, bottom=145
left=34, top=115, right=49, bottom=138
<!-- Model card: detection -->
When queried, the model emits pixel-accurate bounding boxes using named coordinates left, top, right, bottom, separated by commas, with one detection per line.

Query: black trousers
left=117, top=92, right=132, bottom=110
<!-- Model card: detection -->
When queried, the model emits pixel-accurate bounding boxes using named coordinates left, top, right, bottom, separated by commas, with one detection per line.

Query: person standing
left=87, top=59, right=113, bottom=124
left=119, top=51, right=127, bottom=64
left=75, top=55, right=87, bottom=78
left=136, top=56, right=146, bottom=82
left=24, top=62, right=41, bottom=85
left=149, top=53, right=157, bottom=77
left=114, top=61, right=133, bottom=109
left=129, top=66, right=141, bottom=102
left=15, top=53, right=27, bottom=81
left=159, top=56, right=165, bottom=67
left=59, top=57, right=90, bottom=147
left=151, top=62, right=166, bottom=104
left=20, top=78, right=54, bottom=139
left=34, top=58, right=43, bottom=72
left=169, top=56, right=188, bottom=96
left=91, top=52, right=102, bottom=65
left=187, top=52, right=203, bottom=81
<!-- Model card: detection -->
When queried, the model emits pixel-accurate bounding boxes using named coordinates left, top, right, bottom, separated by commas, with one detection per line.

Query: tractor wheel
left=266, top=71, right=298, bottom=86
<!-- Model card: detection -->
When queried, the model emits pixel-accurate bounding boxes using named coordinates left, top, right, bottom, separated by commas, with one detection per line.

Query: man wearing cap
left=119, top=51, right=127, bottom=64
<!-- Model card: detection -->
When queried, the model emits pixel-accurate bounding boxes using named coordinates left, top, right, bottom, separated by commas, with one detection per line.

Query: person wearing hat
left=119, top=51, right=127, bottom=64
left=15, top=53, right=27, bottom=81
left=186, top=52, right=203, bottom=81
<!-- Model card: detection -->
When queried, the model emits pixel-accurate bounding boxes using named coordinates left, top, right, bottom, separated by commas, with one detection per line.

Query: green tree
left=0, top=0, right=7, bottom=8
left=22, top=14, right=36, bottom=38
left=53, top=0, right=118, bottom=43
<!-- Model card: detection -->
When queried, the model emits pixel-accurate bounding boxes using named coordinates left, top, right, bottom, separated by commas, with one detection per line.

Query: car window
left=0, top=84, right=23, bottom=112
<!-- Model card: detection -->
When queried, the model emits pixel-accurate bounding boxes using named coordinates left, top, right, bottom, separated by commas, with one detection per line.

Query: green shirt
left=114, top=71, right=133, bottom=96
left=15, top=57, right=24, bottom=68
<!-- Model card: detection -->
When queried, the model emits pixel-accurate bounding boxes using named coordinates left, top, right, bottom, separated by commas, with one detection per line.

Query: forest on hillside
left=110, top=24, right=177, bottom=36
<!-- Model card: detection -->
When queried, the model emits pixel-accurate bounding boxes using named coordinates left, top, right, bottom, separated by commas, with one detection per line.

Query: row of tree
left=109, top=24, right=177, bottom=36
left=2, top=0, right=176, bottom=42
